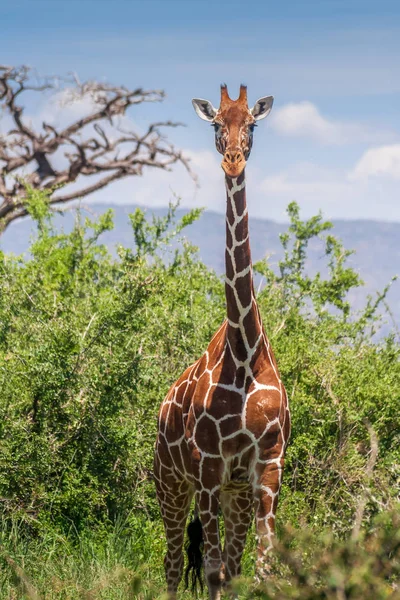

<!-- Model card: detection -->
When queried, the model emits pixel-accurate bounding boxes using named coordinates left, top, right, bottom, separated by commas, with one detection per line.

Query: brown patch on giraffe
left=258, top=427, right=281, bottom=456
left=259, top=462, right=282, bottom=491
left=190, top=448, right=202, bottom=482
left=206, top=385, right=243, bottom=419
left=166, top=405, right=185, bottom=443
left=226, top=200, right=236, bottom=227
left=282, top=407, right=291, bottom=440
left=191, top=382, right=213, bottom=419
left=202, top=456, right=223, bottom=486
left=244, top=375, right=255, bottom=394
left=199, top=489, right=212, bottom=511
left=207, top=322, right=226, bottom=346
left=235, top=523, right=249, bottom=536
left=235, top=277, right=252, bottom=313
left=245, top=390, right=281, bottom=439
left=194, top=353, right=209, bottom=377
left=226, top=225, right=233, bottom=248
left=197, top=368, right=212, bottom=388
left=242, top=308, right=262, bottom=350
left=267, top=516, right=276, bottom=533
left=232, top=244, right=248, bottom=273
left=219, top=415, right=242, bottom=438
left=211, top=346, right=235, bottom=386
left=236, top=170, right=246, bottom=185
left=225, top=522, right=234, bottom=534
left=185, top=407, right=196, bottom=439
left=250, top=342, right=279, bottom=375
left=234, top=217, right=248, bottom=246
left=246, top=368, right=276, bottom=394
left=232, top=443, right=256, bottom=473
left=229, top=333, right=248, bottom=364
left=234, top=366, right=246, bottom=389
left=163, top=515, right=181, bottom=529
left=225, top=251, right=235, bottom=281
left=181, top=386, right=194, bottom=417
left=222, top=432, right=253, bottom=456
left=158, top=402, right=170, bottom=432
left=257, top=492, right=273, bottom=518
left=182, top=452, right=194, bottom=482
left=156, top=433, right=172, bottom=464
left=225, top=285, right=241, bottom=322
left=175, top=381, right=190, bottom=403
left=235, top=208, right=247, bottom=226
left=168, top=444, right=185, bottom=475
left=195, top=414, right=220, bottom=454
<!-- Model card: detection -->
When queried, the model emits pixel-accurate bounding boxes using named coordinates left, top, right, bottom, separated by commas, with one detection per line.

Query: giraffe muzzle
left=222, top=149, right=246, bottom=178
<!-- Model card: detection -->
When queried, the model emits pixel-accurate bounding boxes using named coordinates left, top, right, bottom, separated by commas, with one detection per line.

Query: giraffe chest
left=157, top=330, right=289, bottom=486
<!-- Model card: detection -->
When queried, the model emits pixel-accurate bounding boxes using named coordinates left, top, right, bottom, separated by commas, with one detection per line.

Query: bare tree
left=0, top=64, right=193, bottom=232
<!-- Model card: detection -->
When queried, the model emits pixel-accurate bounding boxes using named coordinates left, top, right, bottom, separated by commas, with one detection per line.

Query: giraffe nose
left=224, top=149, right=244, bottom=164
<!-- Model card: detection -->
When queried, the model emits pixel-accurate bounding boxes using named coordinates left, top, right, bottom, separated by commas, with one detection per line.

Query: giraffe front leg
left=196, top=488, right=224, bottom=600
left=220, top=487, right=253, bottom=599
left=155, top=467, right=193, bottom=599
left=253, top=459, right=284, bottom=582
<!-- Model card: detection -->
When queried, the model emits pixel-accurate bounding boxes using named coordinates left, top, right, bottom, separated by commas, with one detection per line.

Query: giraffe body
left=154, top=86, right=291, bottom=600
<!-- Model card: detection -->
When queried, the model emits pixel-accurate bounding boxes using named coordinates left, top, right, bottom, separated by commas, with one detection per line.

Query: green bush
left=254, top=202, right=399, bottom=534
left=0, top=191, right=224, bottom=532
left=0, top=189, right=398, bottom=598
left=234, top=509, right=400, bottom=599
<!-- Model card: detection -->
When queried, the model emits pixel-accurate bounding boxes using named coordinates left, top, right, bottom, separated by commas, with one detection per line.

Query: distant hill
left=2, top=204, right=399, bottom=332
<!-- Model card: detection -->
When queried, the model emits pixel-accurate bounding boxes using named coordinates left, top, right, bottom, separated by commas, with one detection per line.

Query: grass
left=0, top=513, right=255, bottom=599
left=0, top=517, right=167, bottom=599
left=1, top=511, right=399, bottom=599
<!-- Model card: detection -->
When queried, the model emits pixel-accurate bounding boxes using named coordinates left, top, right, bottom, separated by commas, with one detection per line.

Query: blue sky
left=2, top=0, right=400, bottom=221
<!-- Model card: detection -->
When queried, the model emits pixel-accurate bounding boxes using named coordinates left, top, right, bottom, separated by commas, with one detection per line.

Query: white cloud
left=270, top=101, right=396, bottom=145
left=257, top=159, right=400, bottom=221
left=349, top=144, right=400, bottom=181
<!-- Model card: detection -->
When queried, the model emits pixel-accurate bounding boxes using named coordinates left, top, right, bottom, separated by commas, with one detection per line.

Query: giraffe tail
left=184, top=512, right=204, bottom=593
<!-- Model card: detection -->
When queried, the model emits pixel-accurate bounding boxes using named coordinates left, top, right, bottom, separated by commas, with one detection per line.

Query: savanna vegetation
left=0, top=188, right=398, bottom=598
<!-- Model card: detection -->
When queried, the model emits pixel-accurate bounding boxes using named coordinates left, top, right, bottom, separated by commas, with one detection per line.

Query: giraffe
left=154, top=84, right=291, bottom=600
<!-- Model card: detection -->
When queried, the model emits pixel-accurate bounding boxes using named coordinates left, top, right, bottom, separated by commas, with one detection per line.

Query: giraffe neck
left=225, top=171, right=263, bottom=360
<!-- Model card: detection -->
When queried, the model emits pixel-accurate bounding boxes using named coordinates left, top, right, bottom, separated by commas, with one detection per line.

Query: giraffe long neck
left=225, top=172, right=263, bottom=361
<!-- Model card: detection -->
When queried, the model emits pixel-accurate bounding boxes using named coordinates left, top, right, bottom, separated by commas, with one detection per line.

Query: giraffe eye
left=213, top=123, right=220, bottom=132
left=249, top=124, right=257, bottom=133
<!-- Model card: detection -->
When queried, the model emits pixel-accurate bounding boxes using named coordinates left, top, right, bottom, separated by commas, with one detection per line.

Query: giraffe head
left=192, top=84, right=273, bottom=178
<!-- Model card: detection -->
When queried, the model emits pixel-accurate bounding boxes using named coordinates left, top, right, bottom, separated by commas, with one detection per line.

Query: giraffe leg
left=253, top=459, right=283, bottom=582
left=220, top=487, right=253, bottom=598
left=196, top=488, right=224, bottom=600
left=155, top=473, right=193, bottom=599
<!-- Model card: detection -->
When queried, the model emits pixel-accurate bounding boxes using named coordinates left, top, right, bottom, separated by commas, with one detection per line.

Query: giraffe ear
left=192, top=98, right=217, bottom=122
left=250, top=96, right=274, bottom=121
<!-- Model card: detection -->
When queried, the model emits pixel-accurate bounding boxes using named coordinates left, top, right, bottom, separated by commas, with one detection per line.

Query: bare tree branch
left=0, top=64, right=195, bottom=232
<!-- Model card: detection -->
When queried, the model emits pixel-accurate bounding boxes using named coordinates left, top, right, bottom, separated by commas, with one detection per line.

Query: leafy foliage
left=0, top=190, right=398, bottom=598
left=0, top=191, right=223, bottom=532
left=254, top=202, right=399, bottom=533
left=234, top=510, right=400, bottom=599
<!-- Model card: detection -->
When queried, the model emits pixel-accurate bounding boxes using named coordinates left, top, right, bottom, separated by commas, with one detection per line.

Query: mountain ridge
left=2, top=203, right=399, bottom=331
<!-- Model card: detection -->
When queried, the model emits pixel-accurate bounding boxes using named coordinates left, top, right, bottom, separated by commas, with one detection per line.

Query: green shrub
left=234, top=509, right=400, bottom=599
left=0, top=192, right=224, bottom=532
left=0, top=189, right=398, bottom=597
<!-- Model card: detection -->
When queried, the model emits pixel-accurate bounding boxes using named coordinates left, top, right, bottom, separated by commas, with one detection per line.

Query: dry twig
left=0, top=64, right=194, bottom=232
